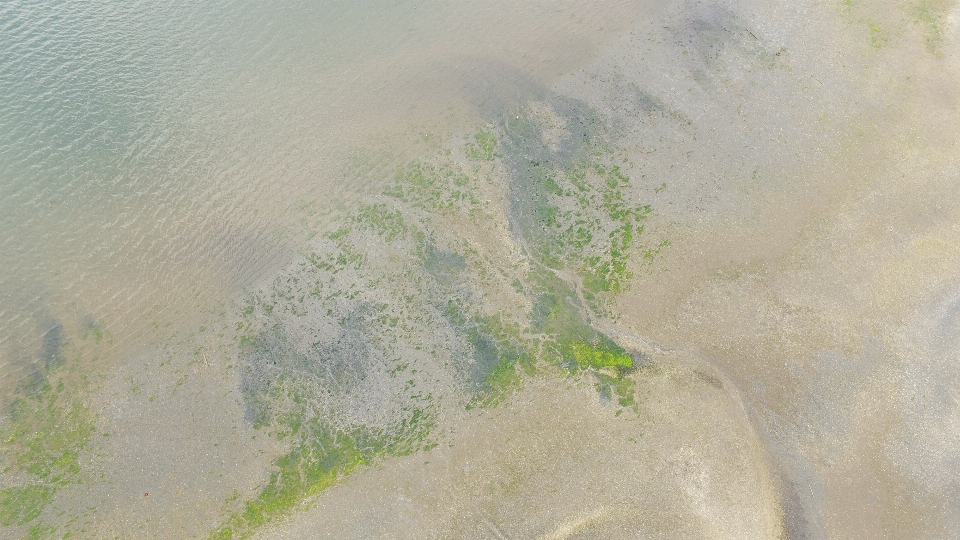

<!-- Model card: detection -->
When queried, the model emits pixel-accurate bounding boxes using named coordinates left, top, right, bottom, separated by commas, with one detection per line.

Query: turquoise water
left=3, top=0, right=960, bottom=538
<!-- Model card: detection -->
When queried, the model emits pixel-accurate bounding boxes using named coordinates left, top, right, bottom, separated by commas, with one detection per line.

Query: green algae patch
left=354, top=204, right=407, bottom=242
left=465, top=130, right=498, bottom=161
left=868, top=23, right=886, bottom=49
left=0, top=486, right=53, bottom=527
left=220, top=200, right=453, bottom=538
left=475, top=359, right=522, bottom=407
left=463, top=315, right=537, bottom=407
left=912, top=0, right=953, bottom=55
left=569, top=342, right=633, bottom=371
left=0, top=356, right=96, bottom=533
left=498, top=101, right=657, bottom=314
left=22, top=523, right=56, bottom=540
left=496, top=131, right=649, bottom=400
left=5, top=390, right=95, bottom=482
left=529, top=269, right=601, bottom=347
left=215, top=113, right=667, bottom=536
left=211, top=408, right=435, bottom=540
left=572, top=162, right=653, bottom=298
left=526, top=269, right=639, bottom=405
left=595, top=371, right=638, bottom=409
left=384, top=160, right=480, bottom=213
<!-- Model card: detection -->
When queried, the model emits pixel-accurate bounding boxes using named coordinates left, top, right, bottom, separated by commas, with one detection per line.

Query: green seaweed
left=494, top=110, right=650, bottom=398
left=22, top=523, right=56, bottom=540
left=868, top=23, right=886, bottom=49
left=354, top=204, right=407, bottom=242
left=0, top=359, right=95, bottom=533
left=211, top=406, right=434, bottom=540
left=461, top=312, right=537, bottom=407
left=215, top=107, right=664, bottom=536
left=0, top=486, right=53, bottom=527
left=384, top=161, right=479, bottom=213
left=913, top=0, right=951, bottom=55
left=221, top=219, right=450, bottom=538
left=525, top=269, right=637, bottom=404
left=465, top=130, right=499, bottom=161
left=499, top=104, right=655, bottom=313
left=569, top=342, right=633, bottom=371
left=595, top=371, right=638, bottom=408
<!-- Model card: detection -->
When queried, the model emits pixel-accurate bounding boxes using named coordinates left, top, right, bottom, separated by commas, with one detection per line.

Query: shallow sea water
left=2, top=0, right=959, bottom=538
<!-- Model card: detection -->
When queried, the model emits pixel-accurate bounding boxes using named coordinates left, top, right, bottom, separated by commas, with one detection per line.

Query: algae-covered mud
left=2, top=0, right=960, bottom=538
